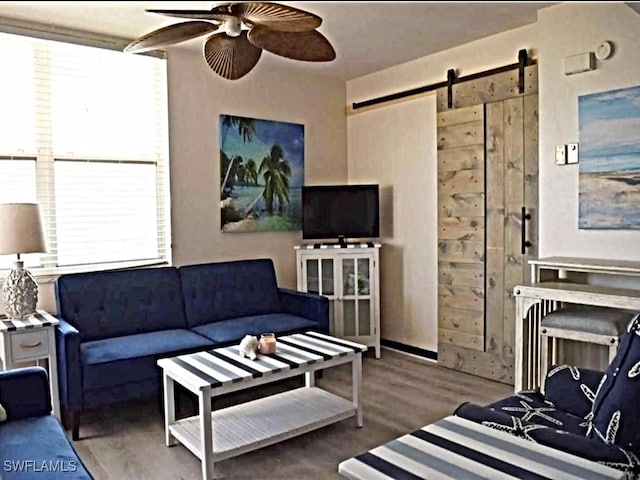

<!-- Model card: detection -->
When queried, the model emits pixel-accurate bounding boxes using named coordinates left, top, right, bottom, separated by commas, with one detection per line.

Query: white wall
left=160, top=47, right=348, bottom=288
left=348, top=97, right=437, bottom=350
left=538, top=3, right=640, bottom=261
left=20, top=47, right=348, bottom=316
left=347, top=25, right=538, bottom=351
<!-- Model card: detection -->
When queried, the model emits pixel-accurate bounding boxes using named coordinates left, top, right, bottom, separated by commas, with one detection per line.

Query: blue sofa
left=0, top=367, right=93, bottom=479
left=55, top=258, right=329, bottom=440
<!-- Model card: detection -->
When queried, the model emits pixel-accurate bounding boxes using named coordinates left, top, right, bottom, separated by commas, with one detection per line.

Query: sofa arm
left=0, top=367, right=51, bottom=420
left=279, top=288, right=329, bottom=333
left=543, top=364, right=605, bottom=419
left=56, top=319, right=83, bottom=411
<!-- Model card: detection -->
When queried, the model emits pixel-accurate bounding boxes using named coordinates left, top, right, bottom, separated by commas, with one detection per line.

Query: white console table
left=530, top=256, right=640, bottom=283
left=514, top=257, right=640, bottom=392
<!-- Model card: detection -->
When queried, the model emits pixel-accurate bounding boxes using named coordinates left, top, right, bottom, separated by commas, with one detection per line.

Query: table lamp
left=0, top=203, right=47, bottom=319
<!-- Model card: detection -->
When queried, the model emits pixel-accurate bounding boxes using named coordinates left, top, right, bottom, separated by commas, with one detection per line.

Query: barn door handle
left=521, top=206, right=532, bottom=254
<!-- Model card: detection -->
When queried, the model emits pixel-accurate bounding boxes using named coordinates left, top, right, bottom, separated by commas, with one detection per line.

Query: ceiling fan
left=124, top=2, right=336, bottom=80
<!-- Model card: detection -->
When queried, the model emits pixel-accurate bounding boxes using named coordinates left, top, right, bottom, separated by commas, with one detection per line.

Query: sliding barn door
left=436, top=66, right=538, bottom=384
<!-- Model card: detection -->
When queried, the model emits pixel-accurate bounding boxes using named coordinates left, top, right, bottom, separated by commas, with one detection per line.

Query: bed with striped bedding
left=338, top=414, right=626, bottom=480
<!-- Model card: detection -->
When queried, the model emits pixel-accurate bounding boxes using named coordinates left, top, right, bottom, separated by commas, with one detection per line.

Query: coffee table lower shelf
left=170, top=387, right=355, bottom=462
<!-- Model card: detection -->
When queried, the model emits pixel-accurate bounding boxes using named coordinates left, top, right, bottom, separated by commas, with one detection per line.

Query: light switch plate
left=567, top=143, right=579, bottom=164
left=555, top=145, right=567, bottom=165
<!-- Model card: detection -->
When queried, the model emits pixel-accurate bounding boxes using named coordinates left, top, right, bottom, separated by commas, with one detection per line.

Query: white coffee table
left=158, top=331, right=366, bottom=480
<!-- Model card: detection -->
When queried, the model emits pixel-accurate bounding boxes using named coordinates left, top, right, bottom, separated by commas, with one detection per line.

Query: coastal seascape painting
left=578, top=85, right=640, bottom=229
left=219, top=114, right=304, bottom=232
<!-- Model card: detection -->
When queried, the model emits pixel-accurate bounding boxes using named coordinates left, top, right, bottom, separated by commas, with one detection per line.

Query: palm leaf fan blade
left=204, top=32, right=262, bottom=80
left=125, top=21, right=219, bottom=54
left=234, top=2, right=321, bottom=32
left=145, top=8, right=233, bottom=22
left=248, top=27, right=335, bottom=62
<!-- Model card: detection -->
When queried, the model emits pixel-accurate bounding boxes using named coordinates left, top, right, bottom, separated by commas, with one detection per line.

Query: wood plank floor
left=70, top=348, right=512, bottom=480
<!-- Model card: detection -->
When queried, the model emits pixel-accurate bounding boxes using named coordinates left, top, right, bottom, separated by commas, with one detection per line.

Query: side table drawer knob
left=20, top=341, right=42, bottom=349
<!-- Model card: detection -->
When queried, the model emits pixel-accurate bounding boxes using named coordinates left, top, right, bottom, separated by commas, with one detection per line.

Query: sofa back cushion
left=180, top=259, right=281, bottom=328
left=55, top=267, right=187, bottom=342
left=588, top=313, right=640, bottom=454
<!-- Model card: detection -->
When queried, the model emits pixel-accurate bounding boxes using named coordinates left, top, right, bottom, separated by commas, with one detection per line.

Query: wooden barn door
left=436, top=65, right=538, bottom=384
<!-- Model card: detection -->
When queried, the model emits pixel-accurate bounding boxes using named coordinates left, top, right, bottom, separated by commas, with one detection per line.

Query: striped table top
left=0, top=310, right=59, bottom=332
left=339, top=415, right=624, bottom=480
left=158, top=331, right=367, bottom=391
left=295, top=242, right=381, bottom=250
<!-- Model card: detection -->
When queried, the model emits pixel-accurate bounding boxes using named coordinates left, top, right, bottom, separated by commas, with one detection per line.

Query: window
left=0, top=32, right=170, bottom=274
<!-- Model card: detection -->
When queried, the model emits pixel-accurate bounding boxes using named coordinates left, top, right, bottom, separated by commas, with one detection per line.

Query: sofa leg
left=71, top=411, right=80, bottom=441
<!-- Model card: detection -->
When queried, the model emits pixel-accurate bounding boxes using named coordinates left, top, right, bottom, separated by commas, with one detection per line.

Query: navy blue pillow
left=588, top=313, right=640, bottom=454
left=544, top=364, right=605, bottom=419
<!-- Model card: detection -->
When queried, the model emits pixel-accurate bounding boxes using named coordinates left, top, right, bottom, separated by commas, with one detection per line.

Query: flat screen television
left=302, top=184, right=379, bottom=245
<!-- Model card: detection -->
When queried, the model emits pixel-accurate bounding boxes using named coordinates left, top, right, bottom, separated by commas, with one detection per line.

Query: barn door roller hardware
left=351, top=49, right=532, bottom=111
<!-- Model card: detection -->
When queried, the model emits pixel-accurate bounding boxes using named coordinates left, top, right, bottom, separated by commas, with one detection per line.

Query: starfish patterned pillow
left=544, top=364, right=604, bottom=419
left=588, top=313, right=640, bottom=454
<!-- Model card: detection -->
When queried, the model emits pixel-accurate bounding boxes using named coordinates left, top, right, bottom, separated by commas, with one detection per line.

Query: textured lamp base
left=2, top=260, right=38, bottom=319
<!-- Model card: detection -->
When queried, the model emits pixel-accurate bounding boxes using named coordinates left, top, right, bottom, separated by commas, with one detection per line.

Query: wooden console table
left=514, top=281, right=640, bottom=392
left=530, top=256, right=640, bottom=283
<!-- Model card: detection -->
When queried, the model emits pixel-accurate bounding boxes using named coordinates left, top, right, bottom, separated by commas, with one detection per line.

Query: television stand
left=295, top=242, right=382, bottom=358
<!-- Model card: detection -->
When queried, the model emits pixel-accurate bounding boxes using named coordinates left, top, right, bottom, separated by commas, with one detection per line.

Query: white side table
left=0, top=310, right=60, bottom=418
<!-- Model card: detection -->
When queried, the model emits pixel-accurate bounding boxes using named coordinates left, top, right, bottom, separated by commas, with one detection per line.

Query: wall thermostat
left=596, top=41, right=613, bottom=60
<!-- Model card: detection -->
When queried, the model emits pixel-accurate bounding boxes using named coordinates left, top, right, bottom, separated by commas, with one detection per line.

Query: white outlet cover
left=555, top=145, right=567, bottom=165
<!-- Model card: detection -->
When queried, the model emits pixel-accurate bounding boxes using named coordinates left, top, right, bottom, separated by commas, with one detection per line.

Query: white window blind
left=0, top=158, right=38, bottom=269
left=0, top=32, right=170, bottom=274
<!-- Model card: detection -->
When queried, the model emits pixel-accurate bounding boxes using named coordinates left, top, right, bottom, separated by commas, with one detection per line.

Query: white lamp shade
left=0, top=203, right=48, bottom=255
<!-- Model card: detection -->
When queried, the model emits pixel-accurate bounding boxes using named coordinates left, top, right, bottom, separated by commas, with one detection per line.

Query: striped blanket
left=339, top=414, right=626, bottom=479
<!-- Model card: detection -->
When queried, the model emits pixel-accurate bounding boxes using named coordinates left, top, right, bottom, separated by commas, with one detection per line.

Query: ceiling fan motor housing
left=224, top=18, right=242, bottom=37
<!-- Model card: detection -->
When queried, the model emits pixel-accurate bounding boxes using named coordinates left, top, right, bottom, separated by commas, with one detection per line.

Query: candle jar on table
left=259, top=333, right=276, bottom=354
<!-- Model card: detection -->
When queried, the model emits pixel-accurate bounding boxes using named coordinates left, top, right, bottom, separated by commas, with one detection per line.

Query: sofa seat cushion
left=0, top=416, right=93, bottom=479
left=541, top=305, right=633, bottom=337
left=81, top=329, right=214, bottom=391
left=191, top=313, right=318, bottom=345
left=487, top=390, right=587, bottom=435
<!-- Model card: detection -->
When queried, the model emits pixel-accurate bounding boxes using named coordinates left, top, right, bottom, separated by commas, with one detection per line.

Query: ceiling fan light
left=224, top=18, right=242, bottom=37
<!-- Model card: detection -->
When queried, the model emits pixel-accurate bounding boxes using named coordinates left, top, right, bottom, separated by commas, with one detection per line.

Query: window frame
left=0, top=31, right=171, bottom=280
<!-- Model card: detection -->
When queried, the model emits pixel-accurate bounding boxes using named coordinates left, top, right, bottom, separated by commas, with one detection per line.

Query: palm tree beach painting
left=220, top=114, right=304, bottom=232
left=579, top=85, right=640, bottom=229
